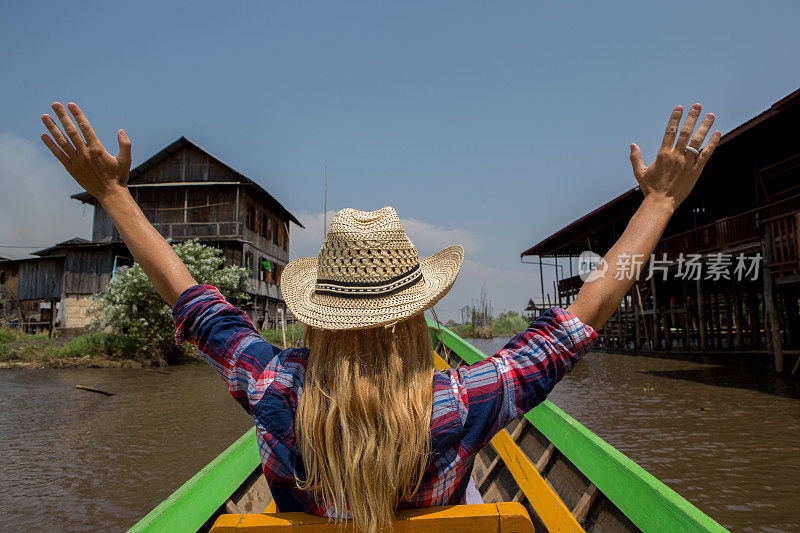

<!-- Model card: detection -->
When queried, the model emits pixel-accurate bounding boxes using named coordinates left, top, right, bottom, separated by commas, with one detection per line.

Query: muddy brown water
left=1, top=344, right=798, bottom=531
left=0, top=364, right=253, bottom=532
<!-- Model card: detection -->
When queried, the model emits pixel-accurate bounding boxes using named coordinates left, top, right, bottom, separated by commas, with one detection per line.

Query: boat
left=129, top=319, right=728, bottom=532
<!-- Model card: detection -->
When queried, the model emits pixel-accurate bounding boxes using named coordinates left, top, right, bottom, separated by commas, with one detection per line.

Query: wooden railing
left=150, top=221, right=241, bottom=239
left=654, top=194, right=800, bottom=267
left=767, top=213, right=799, bottom=275
left=654, top=210, right=759, bottom=260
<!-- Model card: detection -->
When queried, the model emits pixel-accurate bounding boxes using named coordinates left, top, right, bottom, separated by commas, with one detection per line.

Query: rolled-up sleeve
left=173, top=284, right=283, bottom=413
left=448, top=307, right=597, bottom=450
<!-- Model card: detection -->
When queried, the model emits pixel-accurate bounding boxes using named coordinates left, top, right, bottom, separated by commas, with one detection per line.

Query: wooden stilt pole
left=650, top=277, right=659, bottom=350
left=696, top=279, right=706, bottom=351
left=711, top=293, right=722, bottom=351
left=762, top=225, right=784, bottom=373
left=635, top=285, right=652, bottom=353
left=734, top=287, right=743, bottom=350
left=681, top=281, right=689, bottom=350
left=725, top=292, right=734, bottom=350
left=623, top=291, right=630, bottom=350
left=748, top=291, right=759, bottom=348
left=663, top=311, right=672, bottom=351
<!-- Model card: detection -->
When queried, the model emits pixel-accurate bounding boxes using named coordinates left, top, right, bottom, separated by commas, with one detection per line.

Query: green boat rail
left=129, top=320, right=727, bottom=532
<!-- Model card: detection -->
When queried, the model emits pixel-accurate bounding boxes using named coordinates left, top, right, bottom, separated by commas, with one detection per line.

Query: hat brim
left=281, top=245, right=464, bottom=330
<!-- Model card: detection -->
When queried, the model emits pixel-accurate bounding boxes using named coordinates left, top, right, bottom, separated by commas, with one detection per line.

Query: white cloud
left=289, top=210, right=483, bottom=259
left=433, top=259, right=539, bottom=322
left=0, top=133, right=92, bottom=258
left=401, top=219, right=483, bottom=256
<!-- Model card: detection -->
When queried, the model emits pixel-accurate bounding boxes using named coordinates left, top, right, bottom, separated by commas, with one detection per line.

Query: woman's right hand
left=40, top=102, right=132, bottom=203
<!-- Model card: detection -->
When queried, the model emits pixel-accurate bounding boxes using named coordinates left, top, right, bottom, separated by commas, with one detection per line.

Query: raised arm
left=40, top=102, right=196, bottom=306
left=568, top=104, right=721, bottom=331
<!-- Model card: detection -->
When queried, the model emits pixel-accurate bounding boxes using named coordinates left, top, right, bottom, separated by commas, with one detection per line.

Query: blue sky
left=1, top=1, right=798, bottom=320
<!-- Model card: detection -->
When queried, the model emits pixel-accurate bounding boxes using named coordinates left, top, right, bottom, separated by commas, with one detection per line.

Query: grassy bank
left=446, top=311, right=529, bottom=339
left=0, top=327, right=145, bottom=369
left=0, top=319, right=310, bottom=369
left=259, top=323, right=305, bottom=347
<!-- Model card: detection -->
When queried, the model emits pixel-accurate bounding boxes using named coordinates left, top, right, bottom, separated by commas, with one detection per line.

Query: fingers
left=67, top=102, right=101, bottom=147
left=629, top=143, right=646, bottom=179
left=695, top=131, right=722, bottom=170
left=675, top=103, right=702, bottom=151
left=116, top=129, right=132, bottom=167
left=51, top=102, right=87, bottom=154
left=40, top=134, right=72, bottom=169
left=41, top=113, right=76, bottom=158
left=687, top=112, right=715, bottom=152
left=661, top=106, right=684, bottom=149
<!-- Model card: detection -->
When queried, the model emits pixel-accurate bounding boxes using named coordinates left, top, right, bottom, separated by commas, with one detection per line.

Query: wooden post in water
left=696, top=279, right=706, bottom=351
left=662, top=311, right=672, bottom=351
left=748, top=291, right=760, bottom=348
left=650, top=277, right=659, bottom=350
left=725, top=292, right=734, bottom=350
left=761, top=225, right=784, bottom=373
left=712, top=293, right=722, bottom=350
left=623, top=291, right=630, bottom=349
left=681, top=281, right=689, bottom=350
left=635, top=285, right=651, bottom=353
left=734, top=287, right=744, bottom=350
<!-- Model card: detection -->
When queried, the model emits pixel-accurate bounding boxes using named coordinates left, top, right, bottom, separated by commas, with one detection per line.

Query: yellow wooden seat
left=211, top=502, right=533, bottom=532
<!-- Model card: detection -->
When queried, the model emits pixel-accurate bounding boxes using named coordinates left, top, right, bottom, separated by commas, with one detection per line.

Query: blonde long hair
left=295, top=313, right=435, bottom=533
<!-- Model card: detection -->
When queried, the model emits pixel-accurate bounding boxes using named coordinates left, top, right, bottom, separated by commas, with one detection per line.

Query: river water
left=1, top=345, right=798, bottom=531
left=0, top=365, right=253, bottom=532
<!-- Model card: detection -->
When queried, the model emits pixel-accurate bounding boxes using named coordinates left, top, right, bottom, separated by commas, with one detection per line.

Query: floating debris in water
left=75, top=385, right=114, bottom=396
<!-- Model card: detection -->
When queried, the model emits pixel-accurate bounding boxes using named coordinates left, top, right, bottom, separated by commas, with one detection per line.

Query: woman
left=40, top=102, right=719, bottom=533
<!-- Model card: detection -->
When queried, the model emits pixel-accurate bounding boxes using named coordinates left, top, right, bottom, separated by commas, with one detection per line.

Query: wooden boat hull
left=129, top=321, right=727, bottom=532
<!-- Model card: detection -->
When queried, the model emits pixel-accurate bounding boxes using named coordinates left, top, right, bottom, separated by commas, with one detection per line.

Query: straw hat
left=281, top=207, right=464, bottom=330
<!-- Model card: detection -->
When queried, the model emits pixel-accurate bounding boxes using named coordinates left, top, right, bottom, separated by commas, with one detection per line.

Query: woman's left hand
left=629, top=103, right=721, bottom=212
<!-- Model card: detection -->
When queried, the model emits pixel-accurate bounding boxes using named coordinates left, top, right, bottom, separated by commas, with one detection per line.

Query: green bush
left=445, top=311, right=528, bottom=339
left=92, top=239, right=250, bottom=363
left=43, top=332, right=140, bottom=359
left=0, top=327, right=15, bottom=345
left=492, top=311, right=528, bottom=337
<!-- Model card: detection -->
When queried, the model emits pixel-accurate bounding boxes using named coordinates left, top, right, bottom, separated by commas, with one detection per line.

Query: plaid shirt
left=173, top=284, right=597, bottom=516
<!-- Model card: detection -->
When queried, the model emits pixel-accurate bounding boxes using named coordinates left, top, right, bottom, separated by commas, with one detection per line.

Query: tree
left=91, top=239, right=249, bottom=364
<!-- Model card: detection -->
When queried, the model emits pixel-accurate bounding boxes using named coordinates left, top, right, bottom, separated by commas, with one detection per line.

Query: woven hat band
left=314, top=263, right=423, bottom=299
